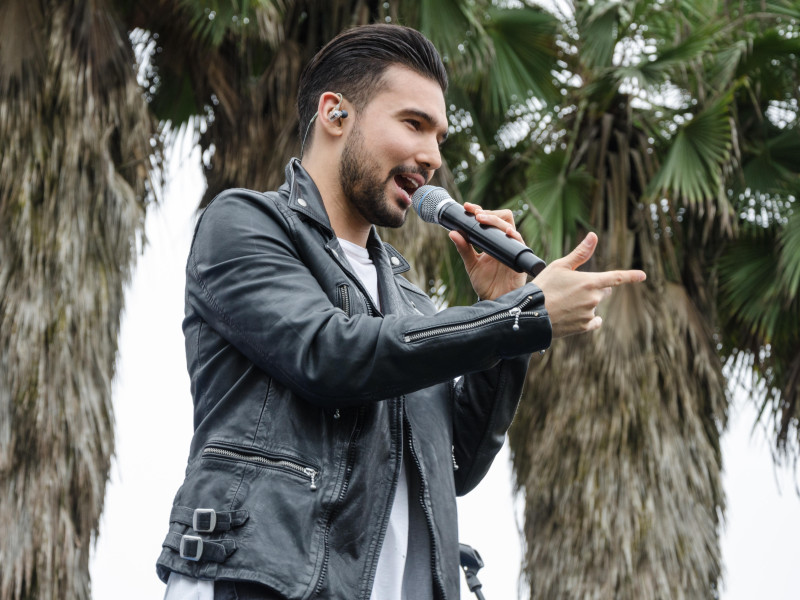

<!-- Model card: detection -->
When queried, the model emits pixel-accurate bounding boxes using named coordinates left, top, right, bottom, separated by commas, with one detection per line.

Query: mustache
left=386, top=165, right=429, bottom=183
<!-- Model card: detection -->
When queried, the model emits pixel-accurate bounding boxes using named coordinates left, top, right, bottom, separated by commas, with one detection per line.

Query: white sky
left=90, top=144, right=800, bottom=599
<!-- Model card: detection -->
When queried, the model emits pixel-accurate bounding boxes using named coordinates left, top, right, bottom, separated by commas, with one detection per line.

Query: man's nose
left=416, top=136, right=442, bottom=175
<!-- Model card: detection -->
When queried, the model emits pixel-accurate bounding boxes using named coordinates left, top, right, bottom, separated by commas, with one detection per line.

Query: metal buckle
left=179, top=535, right=203, bottom=561
left=193, top=508, right=217, bottom=533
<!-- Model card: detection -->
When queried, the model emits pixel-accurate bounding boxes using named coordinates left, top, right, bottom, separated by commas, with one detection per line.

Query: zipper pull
left=305, top=468, right=318, bottom=491
left=509, top=307, right=522, bottom=331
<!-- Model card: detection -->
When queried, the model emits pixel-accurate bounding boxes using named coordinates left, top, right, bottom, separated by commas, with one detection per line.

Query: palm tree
left=0, top=1, right=160, bottom=599
left=465, top=1, right=799, bottom=598
left=0, top=1, right=556, bottom=598
left=130, top=1, right=800, bottom=596
left=130, top=2, right=793, bottom=597
left=3, top=0, right=797, bottom=598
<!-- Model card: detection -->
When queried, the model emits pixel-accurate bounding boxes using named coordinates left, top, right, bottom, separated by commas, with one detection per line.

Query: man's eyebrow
left=404, top=108, right=449, bottom=143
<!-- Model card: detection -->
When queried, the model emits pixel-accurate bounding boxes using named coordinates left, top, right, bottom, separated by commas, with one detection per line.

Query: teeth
left=400, top=174, right=419, bottom=190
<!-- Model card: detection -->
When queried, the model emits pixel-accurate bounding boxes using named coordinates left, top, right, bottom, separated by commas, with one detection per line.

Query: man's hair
left=297, top=24, right=448, bottom=149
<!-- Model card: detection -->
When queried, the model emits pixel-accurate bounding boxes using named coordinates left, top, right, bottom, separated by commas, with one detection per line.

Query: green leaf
left=737, top=29, right=800, bottom=100
left=482, top=6, right=561, bottom=111
left=176, top=0, right=276, bottom=48
left=739, top=127, right=800, bottom=199
left=651, top=93, right=733, bottom=204
left=620, top=23, right=719, bottom=88
left=514, top=150, right=593, bottom=258
left=576, top=1, right=621, bottom=70
left=778, top=209, right=800, bottom=300
left=762, top=0, right=800, bottom=19
left=719, top=232, right=783, bottom=341
left=417, top=0, right=479, bottom=72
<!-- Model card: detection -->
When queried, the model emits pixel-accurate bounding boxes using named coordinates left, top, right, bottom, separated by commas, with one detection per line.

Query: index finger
left=592, top=269, right=647, bottom=288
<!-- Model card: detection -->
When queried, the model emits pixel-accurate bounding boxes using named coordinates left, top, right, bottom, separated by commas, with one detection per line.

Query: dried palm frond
left=0, top=1, right=160, bottom=598
left=511, top=276, right=727, bottom=599
left=128, top=0, right=375, bottom=207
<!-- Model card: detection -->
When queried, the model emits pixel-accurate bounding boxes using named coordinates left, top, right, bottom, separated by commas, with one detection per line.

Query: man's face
left=338, top=65, right=448, bottom=229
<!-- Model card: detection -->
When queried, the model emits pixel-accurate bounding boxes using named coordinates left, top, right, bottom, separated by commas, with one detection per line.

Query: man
left=157, top=24, right=645, bottom=600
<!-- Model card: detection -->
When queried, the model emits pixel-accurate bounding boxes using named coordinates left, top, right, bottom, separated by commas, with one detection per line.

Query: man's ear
left=316, top=92, right=349, bottom=140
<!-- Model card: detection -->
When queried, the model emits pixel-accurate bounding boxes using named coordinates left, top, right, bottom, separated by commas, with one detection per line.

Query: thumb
left=449, top=230, right=477, bottom=267
left=560, top=232, right=597, bottom=271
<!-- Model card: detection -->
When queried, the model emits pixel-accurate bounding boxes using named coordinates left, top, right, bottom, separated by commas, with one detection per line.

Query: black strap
left=169, top=506, right=249, bottom=532
left=163, top=532, right=237, bottom=563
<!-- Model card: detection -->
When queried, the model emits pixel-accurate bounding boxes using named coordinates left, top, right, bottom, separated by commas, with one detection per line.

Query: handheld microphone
left=412, top=185, right=546, bottom=277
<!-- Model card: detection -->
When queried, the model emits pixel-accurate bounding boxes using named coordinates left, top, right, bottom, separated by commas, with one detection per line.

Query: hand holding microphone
left=412, top=186, right=546, bottom=278
left=411, top=185, right=539, bottom=301
left=412, top=185, right=647, bottom=336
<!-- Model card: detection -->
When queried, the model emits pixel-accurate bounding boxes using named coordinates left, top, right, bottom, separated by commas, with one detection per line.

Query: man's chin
left=374, top=208, right=408, bottom=229
left=376, top=215, right=407, bottom=229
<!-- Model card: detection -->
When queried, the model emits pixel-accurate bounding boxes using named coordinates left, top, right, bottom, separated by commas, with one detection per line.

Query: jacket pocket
left=167, top=440, right=330, bottom=599
left=337, top=283, right=352, bottom=317
left=336, top=282, right=373, bottom=317
left=202, top=443, right=320, bottom=491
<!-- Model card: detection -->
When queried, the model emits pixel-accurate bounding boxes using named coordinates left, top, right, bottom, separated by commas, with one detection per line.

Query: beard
left=338, top=124, right=408, bottom=229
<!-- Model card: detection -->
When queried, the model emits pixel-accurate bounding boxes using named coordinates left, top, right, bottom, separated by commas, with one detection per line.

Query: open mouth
left=394, top=173, right=423, bottom=198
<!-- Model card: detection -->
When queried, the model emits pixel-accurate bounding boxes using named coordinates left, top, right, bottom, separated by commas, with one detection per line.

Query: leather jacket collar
left=281, top=157, right=412, bottom=278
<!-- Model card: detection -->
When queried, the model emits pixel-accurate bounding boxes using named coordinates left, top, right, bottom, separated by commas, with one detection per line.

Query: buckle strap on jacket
left=170, top=506, right=249, bottom=533
left=164, top=531, right=237, bottom=563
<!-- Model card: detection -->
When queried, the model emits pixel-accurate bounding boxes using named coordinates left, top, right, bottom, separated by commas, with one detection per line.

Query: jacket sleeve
left=186, top=189, right=551, bottom=407
left=451, top=355, right=530, bottom=495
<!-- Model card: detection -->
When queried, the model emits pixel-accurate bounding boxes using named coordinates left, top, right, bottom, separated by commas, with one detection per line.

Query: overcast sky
left=90, top=145, right=800, bottom=599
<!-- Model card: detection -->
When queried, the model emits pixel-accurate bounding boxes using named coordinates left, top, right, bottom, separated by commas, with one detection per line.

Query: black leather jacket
left=156, top=159, right=552, bottom=599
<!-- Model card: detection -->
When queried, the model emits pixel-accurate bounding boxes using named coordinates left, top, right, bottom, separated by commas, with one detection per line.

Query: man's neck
left=302, top=153, right=371, bottom=247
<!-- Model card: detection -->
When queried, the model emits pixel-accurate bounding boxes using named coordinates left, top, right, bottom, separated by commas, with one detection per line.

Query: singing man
left=157, top=23, right=645, bottom=600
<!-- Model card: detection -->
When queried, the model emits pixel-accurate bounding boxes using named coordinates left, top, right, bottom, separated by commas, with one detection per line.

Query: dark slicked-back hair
left=297, top=24, right=448, bottom=150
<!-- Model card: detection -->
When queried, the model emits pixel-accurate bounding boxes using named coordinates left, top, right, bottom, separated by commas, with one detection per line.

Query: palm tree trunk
left=511, top=278, right=728, bottom=599
left=0, top=1, right=159, bottom=598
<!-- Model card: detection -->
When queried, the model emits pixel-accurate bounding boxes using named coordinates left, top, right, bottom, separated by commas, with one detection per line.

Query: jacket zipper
left=403, top=295, right=536, bottom=343
left=202, top=446, right=318, bottom=491
left=338, top=284, right=351, bottom=317
left=327, top=248, right=381, bottom=317
left=405, top=414, right=447, bottom=600
left=313, top=405, right=365, bottom=597
left=361, top=291, right=375, bottom=317
left=360, top=398, right=404, bottom=599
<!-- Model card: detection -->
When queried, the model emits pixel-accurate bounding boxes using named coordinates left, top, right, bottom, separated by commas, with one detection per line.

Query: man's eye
left=406, top=119, right=421, bottom=130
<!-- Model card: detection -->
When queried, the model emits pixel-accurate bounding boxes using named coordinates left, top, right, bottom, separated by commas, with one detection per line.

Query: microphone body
left=412, top=186, right=546, bottom=277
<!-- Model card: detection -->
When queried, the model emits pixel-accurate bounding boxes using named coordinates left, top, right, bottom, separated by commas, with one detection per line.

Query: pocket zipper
left=403, top=295, right=536, bottom=343
left=338, top=284, right=351, bottom=317
left=203, top=446, right=318, bottom=491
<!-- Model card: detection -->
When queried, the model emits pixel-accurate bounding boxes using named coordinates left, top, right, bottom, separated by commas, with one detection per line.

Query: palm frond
left=575, top=1, right=621, bottom=70
left=479, top=7, right=561, bottom=111
left=415, top=0, right=481, bottom=74
left=510, top=281, right=727, bottom=599
left=514, top=150, right=593, bottom=260
left=719, top=232, right=784, bottom=341
left=627, top=23, right=720, bottom=88
left=718, top=221, right=800, bottom=455
left=174, top=0, right=285, bottom=47
left=650, top=92, right=733, bottom=205
left=778, top=209, right=800, bottom=301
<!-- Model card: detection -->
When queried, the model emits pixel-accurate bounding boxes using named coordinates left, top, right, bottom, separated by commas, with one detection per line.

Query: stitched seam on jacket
left=191, top=192, right=300, bottom=369
left=458, top=359, right=514, bottom=487
left=251, top=378, right=272, bottom=446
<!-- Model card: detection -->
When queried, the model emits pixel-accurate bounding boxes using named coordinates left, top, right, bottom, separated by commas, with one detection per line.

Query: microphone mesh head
left=411, top=185, right=450, bottom=224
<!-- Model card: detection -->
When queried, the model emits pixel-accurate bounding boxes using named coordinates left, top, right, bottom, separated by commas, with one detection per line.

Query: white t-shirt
left=338, top=239, right=412, bottom=600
